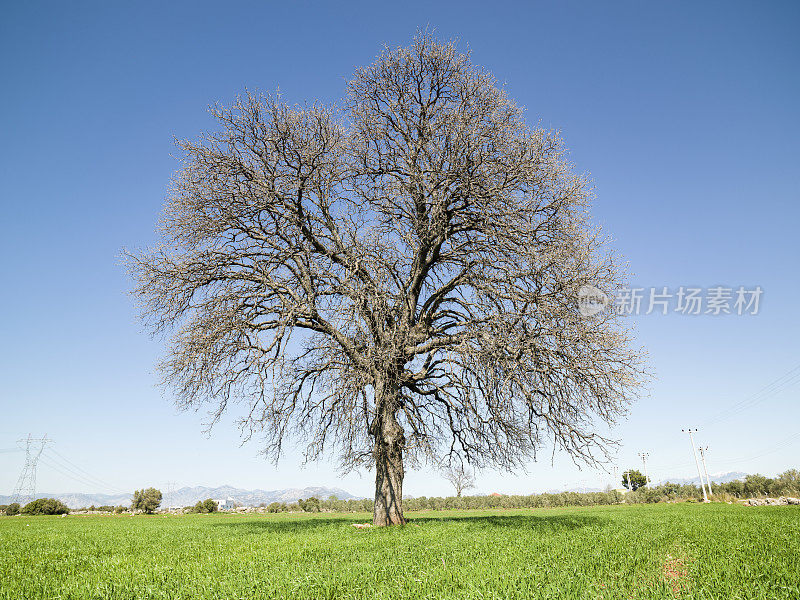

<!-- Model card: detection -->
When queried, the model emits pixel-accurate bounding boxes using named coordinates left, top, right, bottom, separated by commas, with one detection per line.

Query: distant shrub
left=298, top=497, right=321, bottom=512
left=6, top=503, right=20, bottom=515
left=22, top=498, right=69, bottom=515
left=190, top=499, right=219, bottom=514
left=267, top=502, right=287, bottom=513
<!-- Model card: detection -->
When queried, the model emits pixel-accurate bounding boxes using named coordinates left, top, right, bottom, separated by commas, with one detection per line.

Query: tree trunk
left=371, top=378, right=406, bottom=526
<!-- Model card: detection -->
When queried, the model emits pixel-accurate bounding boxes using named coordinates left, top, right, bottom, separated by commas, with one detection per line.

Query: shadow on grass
left=413, top=513, right=608, bottom=531
left=211, top=513, right=608, bottom=535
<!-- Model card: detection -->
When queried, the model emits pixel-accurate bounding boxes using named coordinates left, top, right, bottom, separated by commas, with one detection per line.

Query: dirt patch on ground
left=661, top=554, right=689, bottom=597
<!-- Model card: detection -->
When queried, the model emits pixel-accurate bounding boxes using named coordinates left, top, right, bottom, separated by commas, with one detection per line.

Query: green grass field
left=1, top=503, right=798, bottom=599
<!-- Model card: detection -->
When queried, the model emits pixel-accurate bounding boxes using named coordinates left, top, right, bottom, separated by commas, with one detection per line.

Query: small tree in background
left=131, top=488, right=162, bottom=514
left=443, top=463, right=476, bottom=497
left=622, top=470, right=647, bottom=491
left=3, top=503, right=20, bottom=516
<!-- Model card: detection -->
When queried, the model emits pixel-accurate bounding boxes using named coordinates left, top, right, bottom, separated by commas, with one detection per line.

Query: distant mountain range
left=0, top=472, right=751, bottom=508
left=0, top=485, right=362, bottom=509
left=656, top=471, right=747, bottom=486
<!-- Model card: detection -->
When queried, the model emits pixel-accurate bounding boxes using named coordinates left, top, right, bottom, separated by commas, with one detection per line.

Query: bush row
left=260, top=469, right=800, bottom=513
left=3, top=470, right=797, bottom=516
left=1, top=498, right=70, bottom=515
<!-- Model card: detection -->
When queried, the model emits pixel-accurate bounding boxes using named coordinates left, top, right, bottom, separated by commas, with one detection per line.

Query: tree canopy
left=21, top=498, right=70, bottom=515
left=131, top=488, right=162, bottom=514
left=622, top=469, right=648, bottom=491
left=126, top=34, right=645, bottom=525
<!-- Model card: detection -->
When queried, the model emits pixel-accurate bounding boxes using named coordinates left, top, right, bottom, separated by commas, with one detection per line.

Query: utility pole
left=11, top=434, right=53, bottom=505
left=682, top=428, right=709, bottom=502
left=625, top=470, right=632, bottom=491
left=698, top=446, right=713, bottom=498
left=611, top=465, right=619, bottom=489
left=638, top=452, right=651, bottom=484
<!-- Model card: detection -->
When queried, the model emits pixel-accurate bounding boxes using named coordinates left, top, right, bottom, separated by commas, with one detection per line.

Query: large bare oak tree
left=126, top=35, right=645, bottom=526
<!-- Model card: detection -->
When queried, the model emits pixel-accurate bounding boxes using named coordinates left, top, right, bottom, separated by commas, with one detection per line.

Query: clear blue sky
left=1, top=1, right=798, bottom=498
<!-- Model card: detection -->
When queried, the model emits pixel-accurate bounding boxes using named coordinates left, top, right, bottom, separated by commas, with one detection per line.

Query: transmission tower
left=165, top=481, right=177, bottom=510
left=11, top=434, right=53, bottom=505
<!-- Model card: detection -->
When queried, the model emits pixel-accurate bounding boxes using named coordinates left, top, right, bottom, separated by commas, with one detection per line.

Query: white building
left=217, top=497, right=236, bottom=511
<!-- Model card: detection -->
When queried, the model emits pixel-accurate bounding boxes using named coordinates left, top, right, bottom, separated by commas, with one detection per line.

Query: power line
left=42, top=449, right=127, bottom=494
left=39, top=456, right=112, bottom=492
left=38, top=456, right=114, bottom=492
left=652, top=459, right=696, bottom=471
left=710, top=431, right=800, bottom=466
left=650, top=429, right=800, bottom=484
left=703, top=363, right=800, bottom=427
left=44, top=448, right=126, bottom=493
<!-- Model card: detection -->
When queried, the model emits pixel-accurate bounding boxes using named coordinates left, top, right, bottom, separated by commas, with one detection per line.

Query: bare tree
left=125, top=34, right=646, bottom=526
left=443, top=463, right=476, bottom=497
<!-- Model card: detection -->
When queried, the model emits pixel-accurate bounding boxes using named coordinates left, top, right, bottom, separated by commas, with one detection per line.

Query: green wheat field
left=1, top=503, right=798, bottom=599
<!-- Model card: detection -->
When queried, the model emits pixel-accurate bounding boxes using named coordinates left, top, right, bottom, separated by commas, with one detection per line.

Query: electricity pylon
left=11, top=434, right=52, bottom=505
left=165, top=481, right=177, bottom=510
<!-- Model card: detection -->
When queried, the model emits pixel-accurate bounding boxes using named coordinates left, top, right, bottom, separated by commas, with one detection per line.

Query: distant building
left=217, top=497, right=236, bottom=511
